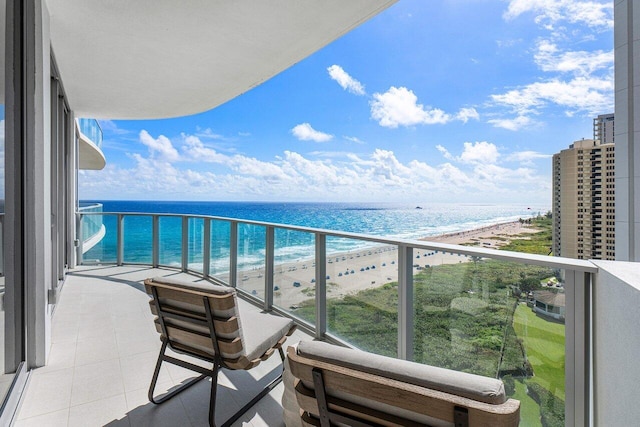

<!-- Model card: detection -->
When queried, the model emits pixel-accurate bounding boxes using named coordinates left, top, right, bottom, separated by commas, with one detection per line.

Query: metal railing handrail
left=77, top=210, right=597, bottom=273
left=76, top=209, right=593, bottom=426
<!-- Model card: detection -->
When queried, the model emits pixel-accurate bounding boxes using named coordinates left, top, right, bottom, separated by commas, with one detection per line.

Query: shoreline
left=232, top=219, right=543, bottom=310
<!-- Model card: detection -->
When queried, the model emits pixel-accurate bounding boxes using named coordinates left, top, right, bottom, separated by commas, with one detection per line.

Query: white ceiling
left=42, top=0, right=396, bottom=119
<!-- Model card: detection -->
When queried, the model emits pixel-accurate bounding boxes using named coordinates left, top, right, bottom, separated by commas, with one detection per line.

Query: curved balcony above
left=77, top=119, right=106, bottom=170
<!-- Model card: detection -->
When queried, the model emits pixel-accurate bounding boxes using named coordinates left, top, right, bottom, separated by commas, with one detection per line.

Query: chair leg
left=219, top=350, right=288, bottom=427
left=148, top=340, right=208, bottom=405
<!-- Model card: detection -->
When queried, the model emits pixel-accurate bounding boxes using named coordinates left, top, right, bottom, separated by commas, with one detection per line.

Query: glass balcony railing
left=77, top=118, right=103, bottom=148
left=76, top=210, right=596, bottom=426
left=77, top=203, right=105, bottom=255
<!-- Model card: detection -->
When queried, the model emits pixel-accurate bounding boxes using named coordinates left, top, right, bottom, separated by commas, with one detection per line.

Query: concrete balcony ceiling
left=44, top=0, right=396, bottom=119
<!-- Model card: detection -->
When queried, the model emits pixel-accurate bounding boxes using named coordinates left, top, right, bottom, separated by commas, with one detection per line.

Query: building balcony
left=13, top=211, right=640, bottom=426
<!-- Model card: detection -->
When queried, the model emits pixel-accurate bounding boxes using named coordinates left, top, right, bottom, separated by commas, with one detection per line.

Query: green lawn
left=512, top=380, right=542, bottom=427
left=513, top=303, right=565, bottom=399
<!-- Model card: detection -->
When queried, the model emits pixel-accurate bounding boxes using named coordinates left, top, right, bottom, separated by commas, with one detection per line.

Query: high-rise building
left=553, top=116, right=616, bottom=260
left=594, top=113, right=615, bottom=144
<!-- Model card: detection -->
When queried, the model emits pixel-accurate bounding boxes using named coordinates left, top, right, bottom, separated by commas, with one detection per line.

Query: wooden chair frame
left=286, top=346, right=520, bottom=427
left=147, top=281, right=289, bottom=427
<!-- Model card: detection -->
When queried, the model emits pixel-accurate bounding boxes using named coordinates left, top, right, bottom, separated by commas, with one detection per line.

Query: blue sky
left=80, top=0, right=614, bottom=205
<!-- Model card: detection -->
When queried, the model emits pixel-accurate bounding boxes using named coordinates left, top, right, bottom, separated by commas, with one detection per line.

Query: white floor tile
left=14, top=408, right=69, bottom=427
left=68, top=394, right=129, bottom=427
left=70, top=358, right=125, bottom=406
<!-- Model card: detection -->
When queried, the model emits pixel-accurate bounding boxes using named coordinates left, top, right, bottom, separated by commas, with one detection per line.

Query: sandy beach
left=232, top=220, right=542, bottom=310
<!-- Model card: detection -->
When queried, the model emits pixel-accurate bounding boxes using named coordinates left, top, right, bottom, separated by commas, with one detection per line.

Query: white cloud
left=456, top=107, right=480, bottom=123
left=506, top=150, right=553, bottom=165
left=139, top=130, right=180, bottom=162
left=487, top=115, right=534, bottom=131
left=98, top=120, right=130, bottom=135
left=327, top=65, right=366, bottom=95
left=291, top=123, right=334, bottom=142
left=459, top=142, right=500, bottom=165
left=80, top=133, right=550, bottom=203
left=490, top=76, right=613, bottom=117
left=534, top=40, right=613, bottom=76
left=370, top=86, right=451, bottom=128
left=504, top=0, right=613, bottom=29
left=195, top=127, right=224, bottom=140
left=437, top=141, right=500, bottom=165
left=344, top=136, right=365, bottom=144
left=436, top=144, right=454, bottom=161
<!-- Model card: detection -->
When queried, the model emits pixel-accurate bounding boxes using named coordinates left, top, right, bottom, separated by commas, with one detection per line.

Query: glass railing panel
left=159, top=216, right=182, bottom=268
left=272, top=229, right=316, bottom=324
left=322, top=237, right=398, bottom=357
left=123, top=215, right=152, bottom=264
left=412, top=252, right=563, bottom=427
left=187, top=217, right=204, bottom=273
left=209, top=220, right=231, bottom=283
left=83, top=214, right=117, bottom=263
left=77, top=118, right=103, bottom=148
left=236, top=223, right=266, bottom=299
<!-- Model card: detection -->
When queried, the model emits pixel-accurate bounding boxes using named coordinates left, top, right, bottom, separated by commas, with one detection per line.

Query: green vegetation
left=293, top=213, right=563, bottom=425
left=513, top=304, right=565, bottom=399
left=500, top=215, right=553, bottom=255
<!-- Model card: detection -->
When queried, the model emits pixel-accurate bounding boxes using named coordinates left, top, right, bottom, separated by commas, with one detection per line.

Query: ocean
left=81, top=200, right=545, bottom=271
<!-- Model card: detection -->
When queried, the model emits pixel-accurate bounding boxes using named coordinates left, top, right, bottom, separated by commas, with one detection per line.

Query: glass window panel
left=123, top=215, right=152, bottom=264
left=272, top=229, right=315, bottom=323
left=159, top=216, right=182, bottom=267
left=323, top=237, right=398, bottom=357
left=236, top=224, right=265, bottom=299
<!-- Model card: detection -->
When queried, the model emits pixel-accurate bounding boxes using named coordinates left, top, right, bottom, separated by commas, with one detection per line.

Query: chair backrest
left=145, top=277, right=249, bottom=369
left=286, top=341, right=520, bottom=427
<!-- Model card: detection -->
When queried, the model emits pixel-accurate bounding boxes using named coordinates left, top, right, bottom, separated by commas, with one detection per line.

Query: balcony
left=17, top=210, right=640, bottom=426
left=77, top=203, right=106, bottom=254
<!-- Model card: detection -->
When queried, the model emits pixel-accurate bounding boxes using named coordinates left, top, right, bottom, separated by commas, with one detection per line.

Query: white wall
left=592, top=260, right=640, bottom=425
left=614, top=0, right=640, bottom=261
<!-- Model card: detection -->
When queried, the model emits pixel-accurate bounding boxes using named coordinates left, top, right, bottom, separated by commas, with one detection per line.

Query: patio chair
left=284, top=341, right=520, bottom=427
left=145, top=277, right=296, bottom=427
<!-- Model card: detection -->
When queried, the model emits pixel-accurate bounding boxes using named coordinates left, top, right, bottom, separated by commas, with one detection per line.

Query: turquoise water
left=81, top=201, right=545, bottom=271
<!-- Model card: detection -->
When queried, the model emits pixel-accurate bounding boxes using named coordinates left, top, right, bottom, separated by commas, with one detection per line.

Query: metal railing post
left=116, top=214, right=124, bottom=266
left=265, top=226, right=274, bottom=312
left=397, top=245, right=414, bottom=360
left=203, top=218, right=211, bottom=277
left=229, top=221, right=238, bottom=287
left=565, top=269, right=591, bottom=427
left=152, top=215, right=159, bottom=268
left=315, top=233, right=327, bottom=339
left=76, top=213, right=83, bottom=265
left=181, top=216, right=189, bottom=272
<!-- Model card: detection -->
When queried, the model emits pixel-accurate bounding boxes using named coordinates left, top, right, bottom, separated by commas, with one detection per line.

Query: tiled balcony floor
left=15, top=265, right=310, bottom=427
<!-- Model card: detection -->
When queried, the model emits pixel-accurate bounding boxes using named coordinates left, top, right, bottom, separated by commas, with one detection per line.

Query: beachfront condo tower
left=553, top=114, right=616, bottom=260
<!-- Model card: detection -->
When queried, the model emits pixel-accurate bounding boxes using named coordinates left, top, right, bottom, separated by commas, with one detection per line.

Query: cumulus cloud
left=504, top=0, right=613, bottom=29
left=487, top=1, right=613, bottom=129
left=370, top=86, right=451, bottom=128
left=437, top=141, right=501, bottom=165
left=80, top=132, right=550, bottom=203
left=487, top=115, right=534, bottom=131
left=436, top=145, right=455, bottom=161
left=290, top=123, right=334, bottom=142
left=459, top=142, right=500, bottom=164
left=456, top=107, right=480, bottom=123
left=534, top=40, right=613, bottom=76
left=327, top=65, right=366, bottom=95
left=490, top=76, right=613, bottom=117
left=139, top=130, right=180, bottom=161
left=506, top=150, right=553, bottom=165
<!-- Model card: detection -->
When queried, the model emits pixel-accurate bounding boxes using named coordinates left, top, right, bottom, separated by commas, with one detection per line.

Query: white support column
left=13, top=0, right=52, bottom=368
left=615, top=0, right=640, bottom=261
